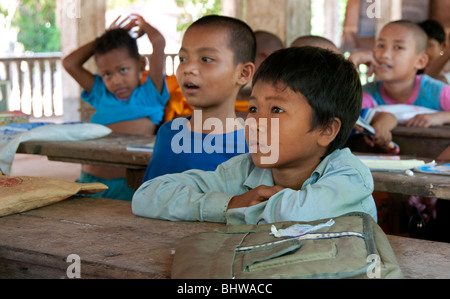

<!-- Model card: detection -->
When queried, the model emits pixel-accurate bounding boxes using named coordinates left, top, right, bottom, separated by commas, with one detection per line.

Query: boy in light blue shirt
left=132, top=46, right=377, bottom=224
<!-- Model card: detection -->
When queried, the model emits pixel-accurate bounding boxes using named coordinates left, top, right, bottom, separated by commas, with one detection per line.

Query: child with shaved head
left=361, top=20, right=450, bottom=128
left=290, top=35, right=340, bottom=54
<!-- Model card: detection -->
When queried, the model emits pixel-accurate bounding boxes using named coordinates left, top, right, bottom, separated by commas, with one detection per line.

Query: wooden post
left=222, top=0, right=244, bottom=19
left=324, top=0, right=341, bottom=47
left=376, top=0, right=402, bottom=36
left=286, top=0, right=311, bottom=47
left=58, top=0, right=106, bottom=123
left=243, top=0, right=311, bottom=47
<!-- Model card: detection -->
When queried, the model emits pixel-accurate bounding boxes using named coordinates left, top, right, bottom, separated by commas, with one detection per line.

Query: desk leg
left=126, top=169, right=145, bottom=190
left=437, top=146, right=450, bottom=161
left=387, top=193, right=408, bottom=235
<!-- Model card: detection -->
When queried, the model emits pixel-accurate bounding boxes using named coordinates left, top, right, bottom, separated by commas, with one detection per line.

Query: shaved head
left=383, top=20, right=428, bottom=53
left=290, top=35, right=340, bottom=54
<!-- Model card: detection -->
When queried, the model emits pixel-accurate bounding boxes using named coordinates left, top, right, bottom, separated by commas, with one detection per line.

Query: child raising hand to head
left=63, top=14, right=170, bottom=201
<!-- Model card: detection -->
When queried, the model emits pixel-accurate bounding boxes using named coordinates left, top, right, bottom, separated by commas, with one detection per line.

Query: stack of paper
left=357, top=155, right=432, bottom=171
left=126, top=143, right=154, bottom=152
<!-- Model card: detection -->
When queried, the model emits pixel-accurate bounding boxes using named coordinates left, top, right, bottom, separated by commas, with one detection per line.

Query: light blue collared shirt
left=132, top=148, right=377, bottom=224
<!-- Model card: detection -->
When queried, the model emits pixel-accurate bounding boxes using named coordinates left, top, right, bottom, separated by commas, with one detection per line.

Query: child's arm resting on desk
left=266, top=171, right=375, bottom=222
left=132, top=159, right=245, bottom=223
left=404, top=111, right=450, bottom=127
left=227, top=164, right=377, bottom=225
left=132, top=152, right=377, bottom=225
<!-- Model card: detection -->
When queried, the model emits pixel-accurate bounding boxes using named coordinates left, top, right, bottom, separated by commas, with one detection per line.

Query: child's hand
left=407, top=196, right=437, bottom=223
left=129, top=13, right=149, bottom=39
left=108, top=15, right=135, bottom=32
left=369, top=124, right=393, bottom=149
left=364, top=111, right=398, bottom=153
left=227, top=185, right=284, bottom=210
left=107, top=14, right=148, bottom=39
left=404, top=112, right=450, bottom=128
left=348, top=50, right=378, bottom=76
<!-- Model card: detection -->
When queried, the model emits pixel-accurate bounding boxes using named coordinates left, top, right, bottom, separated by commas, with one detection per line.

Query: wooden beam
left=58, top=0, right=106, bottom=123
left=286, top=0, right=311, bottom=47
left=376, top=0, right=402, bottom=36
left=244, top=0, right=311, bottom=47
left=245, top=0, right=287, bottom=45
left=324, top=0, right=341, bottom=47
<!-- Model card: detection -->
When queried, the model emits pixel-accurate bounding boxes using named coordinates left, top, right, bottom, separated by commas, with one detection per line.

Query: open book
left=373, top=104, right=438, bottom=124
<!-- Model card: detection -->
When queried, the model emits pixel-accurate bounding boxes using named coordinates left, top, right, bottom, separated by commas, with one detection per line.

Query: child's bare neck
left=382, top=76, right=417, bottom=103
left=271, top=156, right=323, bottom=190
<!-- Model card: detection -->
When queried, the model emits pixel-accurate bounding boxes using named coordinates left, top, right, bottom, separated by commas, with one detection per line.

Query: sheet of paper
left=358, top=157, right=430, bottom=171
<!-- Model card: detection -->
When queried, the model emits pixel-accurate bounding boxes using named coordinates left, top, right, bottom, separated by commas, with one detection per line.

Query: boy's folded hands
left=227, top=185, right=285, bottom=210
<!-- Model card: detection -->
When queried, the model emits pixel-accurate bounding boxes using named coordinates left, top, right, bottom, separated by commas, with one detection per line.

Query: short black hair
left=253, top=46, right=362, bottom=157
left=419, top=20, right=446, bottom=44
left=189, top=15, right=256, bottom=65
left=92, top=28, right=140, bottom=60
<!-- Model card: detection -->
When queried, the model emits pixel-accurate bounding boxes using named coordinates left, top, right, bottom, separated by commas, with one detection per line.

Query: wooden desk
left=17, top=132, right=154, bottom=188
left=372, top=169, right=450, bottom=200
left=392, top=125, right=450, bottom=158
left=0, top=197, right=449, bottom=279
left=348, top=125, right=450, bottom=159
left=16, top=133, right=450, bottom=198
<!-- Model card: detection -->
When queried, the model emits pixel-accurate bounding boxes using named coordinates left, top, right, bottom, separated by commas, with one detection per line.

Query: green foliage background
left=12, top=0, right=60, bottom=53
left=175, top=0, right=222, bottom=33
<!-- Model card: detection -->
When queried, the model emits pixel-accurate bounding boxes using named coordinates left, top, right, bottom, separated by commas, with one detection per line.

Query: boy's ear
left=318, top=118, right=341, bottom=147
left=415, top=52, right=429, bottom=70
left=237, top=62, right=256, bottom=86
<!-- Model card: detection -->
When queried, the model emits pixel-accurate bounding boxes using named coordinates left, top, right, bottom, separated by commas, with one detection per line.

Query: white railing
left=0, top=53, right=179, bottom=118
left=0, top=52, right=62, bottom=117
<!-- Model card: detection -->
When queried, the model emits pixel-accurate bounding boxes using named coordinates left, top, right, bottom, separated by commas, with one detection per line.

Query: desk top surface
left=17, top=132, right=154, bottom=168
left=371, top=167, right=450, bottom=200
left=16, top=132, right=450, bottom=199
left=0, top=197, right=449, bottom=279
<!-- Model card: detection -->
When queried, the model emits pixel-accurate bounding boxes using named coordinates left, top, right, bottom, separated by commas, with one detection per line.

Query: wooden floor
left=9, top=116, right=81, bottom=181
